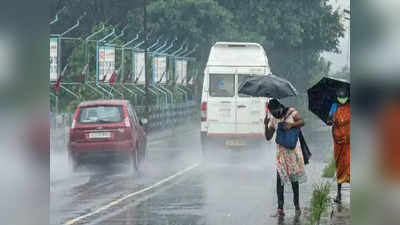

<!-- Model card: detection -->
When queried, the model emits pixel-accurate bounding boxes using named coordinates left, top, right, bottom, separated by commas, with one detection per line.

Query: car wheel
left=139, top=143, right=145, bottom=162
left=68, top=151, right=79, bottom=172
left=142, top=141, right=147, bottom=160
left=133, top=146, right=139, bottom=171
left=138, top=144, right=144, bottom=163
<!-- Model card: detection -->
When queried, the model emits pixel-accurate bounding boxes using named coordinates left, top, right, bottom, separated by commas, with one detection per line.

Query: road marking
left=63, top=163, right=200, bottom=225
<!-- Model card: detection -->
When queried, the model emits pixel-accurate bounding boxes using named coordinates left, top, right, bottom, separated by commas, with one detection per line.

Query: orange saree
left=332, top=103, right=350, bottom=184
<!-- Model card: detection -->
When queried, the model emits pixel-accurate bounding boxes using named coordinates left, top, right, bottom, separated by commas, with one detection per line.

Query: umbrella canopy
left=307, top=76, right=350, bottom=125
left=238, top=74, right=298, bottom=99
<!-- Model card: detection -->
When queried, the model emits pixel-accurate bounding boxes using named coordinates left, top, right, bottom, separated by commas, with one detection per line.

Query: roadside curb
left=328, top=183, right=350, bottom=225
left=310, top=178, right=350, bottom=225
left=306, top=157, right=350, bottom=225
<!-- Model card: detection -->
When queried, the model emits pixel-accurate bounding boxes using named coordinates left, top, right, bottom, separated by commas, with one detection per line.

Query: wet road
left=51, top=123, right=332, bottom=225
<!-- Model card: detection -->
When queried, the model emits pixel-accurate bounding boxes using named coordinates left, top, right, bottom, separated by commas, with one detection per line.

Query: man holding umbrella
left=327, top=88, right=350, bottom=203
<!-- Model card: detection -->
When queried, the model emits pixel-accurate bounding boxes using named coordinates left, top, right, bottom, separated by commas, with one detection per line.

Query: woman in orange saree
left=328, top=88, right=350, bottom=204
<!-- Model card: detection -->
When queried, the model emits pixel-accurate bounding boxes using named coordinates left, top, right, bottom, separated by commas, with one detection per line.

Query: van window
left=238, top=75, right=252, bottom=97
left=209, top=74, right=235, bottom=97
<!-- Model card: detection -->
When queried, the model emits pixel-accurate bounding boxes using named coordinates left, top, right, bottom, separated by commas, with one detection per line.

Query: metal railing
left=135, top=101, right=197, bottom=131
left=50, top=101, right=198, bottom=152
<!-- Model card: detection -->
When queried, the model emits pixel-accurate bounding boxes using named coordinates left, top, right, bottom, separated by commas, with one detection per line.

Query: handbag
left=299, top=130, right=312, bottom=164
left=275, top=122, right=300, bottom=149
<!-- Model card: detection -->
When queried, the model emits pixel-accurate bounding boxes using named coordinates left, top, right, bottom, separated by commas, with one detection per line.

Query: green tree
left=51, top=0, right=345, bottom=112
left=127, top=0, right=234, bottom=63
left=216, top=0, right=345, bottom=91
left=126, top=0, right=345, bottom=92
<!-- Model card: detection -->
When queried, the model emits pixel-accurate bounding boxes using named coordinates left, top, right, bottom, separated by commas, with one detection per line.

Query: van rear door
left=235, top=75, right=265, bottom=136
left=207, top=74, right=236, bottom=135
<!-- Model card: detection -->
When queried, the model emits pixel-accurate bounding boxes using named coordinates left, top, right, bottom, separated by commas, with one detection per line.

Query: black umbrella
left=238, top=74, right=298, bottom=99
left=307, top=76, right=350, bottom=125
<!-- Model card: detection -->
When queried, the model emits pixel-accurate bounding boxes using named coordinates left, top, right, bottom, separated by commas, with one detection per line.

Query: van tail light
left=265, top=102, right=269, bottom=113
left=201, top=102, right=207, bottom=121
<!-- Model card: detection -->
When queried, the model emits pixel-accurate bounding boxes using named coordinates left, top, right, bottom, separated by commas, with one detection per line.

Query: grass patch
left=308, top=182, right=331, bottom=225
left=322, top=158, right=336, bottom=178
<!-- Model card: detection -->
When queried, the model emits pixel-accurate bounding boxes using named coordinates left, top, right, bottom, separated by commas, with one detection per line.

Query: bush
left=322, top=158, right=336, bottom=178
left=308, top=182, right=331, bottom=225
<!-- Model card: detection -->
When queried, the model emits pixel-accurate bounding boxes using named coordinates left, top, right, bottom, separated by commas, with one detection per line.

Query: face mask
left=337, top=97, right=348, bottom=105
left=271, top=108, right=283, bottom=118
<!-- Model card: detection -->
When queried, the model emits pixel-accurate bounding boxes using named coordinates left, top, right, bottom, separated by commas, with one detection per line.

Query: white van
left=201, top=42, right=271, bottom=152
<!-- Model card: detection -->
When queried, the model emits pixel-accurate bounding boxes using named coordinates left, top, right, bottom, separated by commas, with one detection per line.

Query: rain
left=48, top=1, right=350, bottom=225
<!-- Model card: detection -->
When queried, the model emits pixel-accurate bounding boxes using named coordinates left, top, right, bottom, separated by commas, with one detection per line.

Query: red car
left=68, top=100, right=147, bottom=171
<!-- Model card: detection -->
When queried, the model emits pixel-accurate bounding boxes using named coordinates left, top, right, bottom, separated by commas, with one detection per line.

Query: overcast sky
left=322, top=0, right=350, bottom=74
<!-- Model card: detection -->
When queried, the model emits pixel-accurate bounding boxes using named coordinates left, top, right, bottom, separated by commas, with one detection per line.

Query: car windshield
left=77, top=105, right=124, bottom=123
left=209, top=74, right=235, bottom=97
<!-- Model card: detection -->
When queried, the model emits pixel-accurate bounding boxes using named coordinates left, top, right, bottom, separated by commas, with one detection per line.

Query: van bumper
left=205, top=133, right=264, bottom=138
left=201, top=132, right=265, bottom=148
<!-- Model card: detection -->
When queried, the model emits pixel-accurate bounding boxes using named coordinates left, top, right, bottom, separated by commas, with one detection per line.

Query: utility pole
left=143, top=0, right=150, bottom=119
